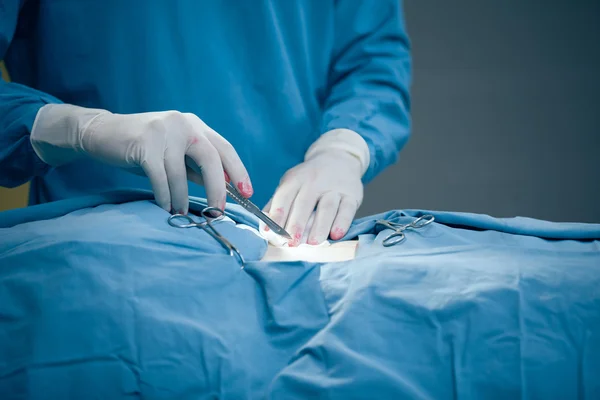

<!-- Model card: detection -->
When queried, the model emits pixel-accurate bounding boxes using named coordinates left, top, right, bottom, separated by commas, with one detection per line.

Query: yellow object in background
left=0, top=60, right=31, bottom=211
left=0, top=61, right=7, bottom=81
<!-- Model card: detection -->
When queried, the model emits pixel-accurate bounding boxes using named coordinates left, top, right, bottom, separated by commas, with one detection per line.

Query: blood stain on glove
left=224, top=171, right=231, bottom=183
left=330, top=227, right=345, bottom=241
left=289, top=225, right=303, bottom=247
left=237, top=177, right=254, bottom=197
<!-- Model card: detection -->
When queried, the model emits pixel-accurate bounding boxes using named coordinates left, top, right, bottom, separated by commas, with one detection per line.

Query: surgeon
left=0, top=1, right=411, bottom=246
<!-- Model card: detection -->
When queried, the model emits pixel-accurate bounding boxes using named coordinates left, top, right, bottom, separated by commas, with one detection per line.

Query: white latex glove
left=261, top=129, right=369, bottom=247
left=30, top=104, right=253, bottom=214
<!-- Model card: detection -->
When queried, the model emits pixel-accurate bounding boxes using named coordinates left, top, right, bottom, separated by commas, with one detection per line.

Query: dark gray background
left=359, top=0, right=600, bottom=223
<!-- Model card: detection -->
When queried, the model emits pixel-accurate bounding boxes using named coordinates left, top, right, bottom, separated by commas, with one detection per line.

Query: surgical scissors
left=167, top=207, right=246, bottom=268
left=375, top=214, right=435, bottom=247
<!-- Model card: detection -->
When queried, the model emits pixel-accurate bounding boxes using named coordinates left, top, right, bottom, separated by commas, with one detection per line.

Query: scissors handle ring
left=168, top=214, right=199, bottom=228
left=410, top=214, right=435, bottom=229
left=382, top=232, right=406, bottom=247
left=376, top=214, right=436, bottom=247
left=167, top=208, right=245, bottom=269
left=201, top=206, right=225, bottom=221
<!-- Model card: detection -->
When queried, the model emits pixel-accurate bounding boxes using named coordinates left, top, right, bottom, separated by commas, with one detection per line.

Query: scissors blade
left=225, top=182, right=292, bottom=240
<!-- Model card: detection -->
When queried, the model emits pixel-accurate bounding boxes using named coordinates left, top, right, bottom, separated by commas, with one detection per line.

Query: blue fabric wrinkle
left=1, top=190, right=599, bottom=399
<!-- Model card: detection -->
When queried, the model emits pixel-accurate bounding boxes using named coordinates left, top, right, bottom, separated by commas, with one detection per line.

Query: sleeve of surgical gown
left=321, top=0, right=411, bottom=183
left=0, top=0, right=62, bottom=188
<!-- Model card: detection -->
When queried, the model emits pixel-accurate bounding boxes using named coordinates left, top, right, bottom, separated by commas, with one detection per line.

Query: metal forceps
left=225, top=182, right=292, bottom=240
left=168, top=207, right=246, bottom=268
left=375, top=214, right=435, bottom=247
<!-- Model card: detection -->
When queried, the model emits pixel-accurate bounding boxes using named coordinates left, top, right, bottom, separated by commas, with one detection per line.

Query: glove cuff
left=30, top=104, right=109, bottom=167
left=304, top=129, right=370, bottom=176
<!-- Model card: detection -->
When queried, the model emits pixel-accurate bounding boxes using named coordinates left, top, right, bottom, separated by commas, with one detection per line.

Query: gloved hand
left=30, top=104, right=253, bottom=214
left=261, top=129, right=369, bottom=247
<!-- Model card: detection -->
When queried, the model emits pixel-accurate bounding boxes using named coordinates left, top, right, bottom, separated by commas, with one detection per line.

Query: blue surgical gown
left=0, top=0, right=411, bottom=208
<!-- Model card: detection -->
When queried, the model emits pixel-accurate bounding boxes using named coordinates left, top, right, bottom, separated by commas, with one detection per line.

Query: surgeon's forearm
left=0, top=1, right=65, bottom=187
left=322, top=0, right=411, bottom=183
left=0, top=81, right=62, bottom=187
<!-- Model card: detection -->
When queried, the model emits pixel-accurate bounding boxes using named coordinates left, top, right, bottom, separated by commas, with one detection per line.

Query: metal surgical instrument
left=168, top=207, right=246, bottom=268
left=225, top=182, right=292, bottom=240
left=375, top=214, right=435, bottom=247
